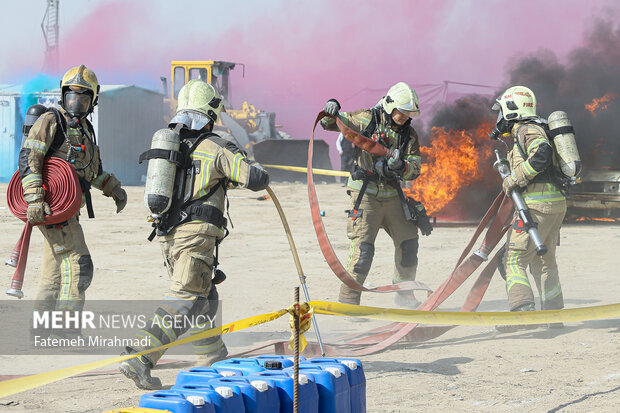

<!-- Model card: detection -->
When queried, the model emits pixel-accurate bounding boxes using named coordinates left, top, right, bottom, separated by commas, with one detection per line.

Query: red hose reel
left=5, top=157, right=82, bottom=298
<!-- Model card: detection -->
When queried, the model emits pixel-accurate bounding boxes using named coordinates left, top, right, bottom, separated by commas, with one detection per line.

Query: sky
left=0, top=0, right=618, bottom=146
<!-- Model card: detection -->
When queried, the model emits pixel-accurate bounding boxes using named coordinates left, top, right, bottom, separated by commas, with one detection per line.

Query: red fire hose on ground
left=5, top=157, right=82, bottom=298
left=229, top=112, right=515, bottom=357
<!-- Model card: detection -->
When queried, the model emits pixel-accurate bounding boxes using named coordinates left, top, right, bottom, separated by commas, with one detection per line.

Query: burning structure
left=407, top=16, right=620, bottom=223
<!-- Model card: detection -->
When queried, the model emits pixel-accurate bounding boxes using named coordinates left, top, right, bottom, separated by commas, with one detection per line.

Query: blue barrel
left=212, top=358, right=266, bottom=376
left=254, top=355, right=297, bottom=369
left=247, top=371, right=318, bottom=413
left=173, top=384, right=245, bottom=413
left=334, top=358, right=366, bottom=413
left=207, top=377, right=280, bottom=413
left=139, top=390, right=215, bottom=413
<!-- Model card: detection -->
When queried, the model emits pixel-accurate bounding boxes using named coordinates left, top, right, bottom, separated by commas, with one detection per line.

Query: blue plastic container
left=175, top=367, right=223, bottom=387
left=300, top=360, right=352, bottom=413
left=254, top=355, right=298, bottom=369
left=334, top=358, right=366, bottom=413
left=212, top=358, right=266, bottom=376
left=139, top=389, right=215, bottom=413
left=172, top=384, right=245, bottom=413
left=207, top=377, right=280, bottom=413
left=284, top=366, right=350, bottom=413
left=247, top=371, right=318, bottom=413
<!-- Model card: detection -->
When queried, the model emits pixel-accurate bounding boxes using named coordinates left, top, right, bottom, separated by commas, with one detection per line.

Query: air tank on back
left=548, top=111, right=581, bottom=178
left=143, top=128, right=180, bottom=217
left=21, top=104, right=48, bottom=147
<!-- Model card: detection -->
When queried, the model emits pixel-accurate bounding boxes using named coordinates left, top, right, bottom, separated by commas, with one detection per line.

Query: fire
left=585, top=93, right=617, bottom=116
left=574, top=217, right=620, bottom=223
left=405, top=121, right=495, bottom=216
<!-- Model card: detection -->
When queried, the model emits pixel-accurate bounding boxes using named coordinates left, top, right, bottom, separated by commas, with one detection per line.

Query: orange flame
left=405, top=121, right=495, bottom=216
left=585, top=93, right=617, bottom=116
left=575, top=216, right=620, bottom=222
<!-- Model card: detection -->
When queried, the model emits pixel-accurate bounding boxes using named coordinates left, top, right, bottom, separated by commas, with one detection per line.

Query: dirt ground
left=0, top=182, right=618, bottom=413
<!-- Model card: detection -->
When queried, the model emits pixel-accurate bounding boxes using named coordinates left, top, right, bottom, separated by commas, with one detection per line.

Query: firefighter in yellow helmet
left=491, top=85, right=566, bottom=332
left=19, top=65, right=127, bottom=328
left=321, top=82, right=432, bottom=310
left=119, top=79, right=270, bottom=390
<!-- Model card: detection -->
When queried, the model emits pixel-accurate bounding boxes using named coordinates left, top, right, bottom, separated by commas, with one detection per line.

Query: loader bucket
left=253, top=139, right=336, bottom=183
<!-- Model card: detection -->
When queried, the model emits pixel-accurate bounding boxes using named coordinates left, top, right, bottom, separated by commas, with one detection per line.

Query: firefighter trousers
left=503, top=205, right=566, bottom=311
left=131, top=229, right=226, bottom=365
left=34, top=214, right=93, bottom=314
left=339, top=192, right=419, bottom=305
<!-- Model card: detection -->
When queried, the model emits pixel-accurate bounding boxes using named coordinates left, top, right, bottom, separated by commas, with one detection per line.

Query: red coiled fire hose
left=5, top=157, right=82, bottom=298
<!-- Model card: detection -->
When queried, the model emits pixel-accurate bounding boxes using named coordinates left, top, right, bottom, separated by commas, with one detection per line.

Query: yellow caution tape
left=287, top=302, right=314, bottom=352
left=310, top=301, right=620, bottom=325
left=263, top=164, right=349, bottom=177
left=0, top=309, right=286, bottom=399
left=3, top=301, right=620, bottom=398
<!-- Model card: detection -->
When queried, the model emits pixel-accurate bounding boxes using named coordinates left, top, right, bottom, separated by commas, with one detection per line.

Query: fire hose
left=228, top=112, right=517, bottom=357
left=246, top=112, right=514, bottom=356
left=5, top=157, right=82, bottom=298
left=306, top=111, right=433, bottom=295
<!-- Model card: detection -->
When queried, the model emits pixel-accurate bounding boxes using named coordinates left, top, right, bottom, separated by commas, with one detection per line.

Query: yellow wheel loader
left=161, top=61, right=334, bottom=182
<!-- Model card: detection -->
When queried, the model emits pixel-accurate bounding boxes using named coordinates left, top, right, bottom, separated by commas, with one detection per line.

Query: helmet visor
left=64, top=91, right=92, bottom=118
left=397, top=107, right=420, bottom=117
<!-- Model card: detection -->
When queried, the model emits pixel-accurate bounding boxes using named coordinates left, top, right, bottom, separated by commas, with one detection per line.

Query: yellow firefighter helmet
left=170, top=79, right=224, bottom=130
left=60, top=65, right=100, bottom=119
left=492, top=85, right=537, bottom=120
left=382, top=82, right=420, bottom=117
left=60, top=65, right=99, bottom=105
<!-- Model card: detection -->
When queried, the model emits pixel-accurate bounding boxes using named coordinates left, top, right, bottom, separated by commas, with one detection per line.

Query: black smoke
left=419, top=15, right=620, bottom=220
left=504, top=15, right=620, bottom=168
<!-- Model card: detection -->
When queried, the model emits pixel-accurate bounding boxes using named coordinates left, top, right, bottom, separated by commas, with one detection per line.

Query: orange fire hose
left=5, top=158, right=82, bottom=298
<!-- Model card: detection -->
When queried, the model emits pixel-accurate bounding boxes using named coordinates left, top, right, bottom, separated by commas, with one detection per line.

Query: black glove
left=374, top=157, right=400, bottom=180
left=409, top=199, right=433, bottom=236
left=323, top=99, right=341, bottom=116
left=350, top=164, right=378, bottom=181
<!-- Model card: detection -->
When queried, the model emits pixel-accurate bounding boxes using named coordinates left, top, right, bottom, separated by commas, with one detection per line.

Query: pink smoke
left=34, top=0, right=616, bottom=164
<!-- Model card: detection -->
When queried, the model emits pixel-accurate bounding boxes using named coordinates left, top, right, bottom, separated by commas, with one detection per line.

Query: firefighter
left=321, top=82, right=431, bottom=309
left=19, top=65, right=127, bottom=327
left=119, top=79, right=270, bottom=390
left=492, top=85, right=566, bottom=332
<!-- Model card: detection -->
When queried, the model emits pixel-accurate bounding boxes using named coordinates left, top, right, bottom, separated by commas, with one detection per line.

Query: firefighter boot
left=119, top=347, right=162, bottom=390
left=495, top=303, right=539, bottom=333
left=394, top=291, right=421, bottom=309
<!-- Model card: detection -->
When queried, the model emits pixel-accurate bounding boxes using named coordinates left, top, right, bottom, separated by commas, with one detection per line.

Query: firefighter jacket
left=161, top=132, right=270, bottom=239
left=507, top=122, right=566, bottom=213
left=321, top=108, right=421, bottom=198
left=18, top=107, right=121, bottom=205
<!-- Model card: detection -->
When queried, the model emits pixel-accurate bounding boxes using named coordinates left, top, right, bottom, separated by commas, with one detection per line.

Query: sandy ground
left=0, top=182, right=619, bottom=413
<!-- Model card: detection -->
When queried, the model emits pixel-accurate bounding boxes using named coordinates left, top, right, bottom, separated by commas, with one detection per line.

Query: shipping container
left=0, top=85, right=164, bottom=185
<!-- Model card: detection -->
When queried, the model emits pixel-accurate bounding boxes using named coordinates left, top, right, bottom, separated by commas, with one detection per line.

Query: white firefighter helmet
left=492, top=85, right=537, bottom=121
left=170, top=79, right=224, bottom=130
left=382, top=82, right=420, bottom=117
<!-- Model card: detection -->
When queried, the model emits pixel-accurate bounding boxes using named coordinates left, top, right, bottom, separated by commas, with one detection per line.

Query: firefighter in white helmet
left=120, top=79, right=269, bottom=389
left=321, top=82, right=432, bottom=310
left=492, top=85, right=566, bottom=332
